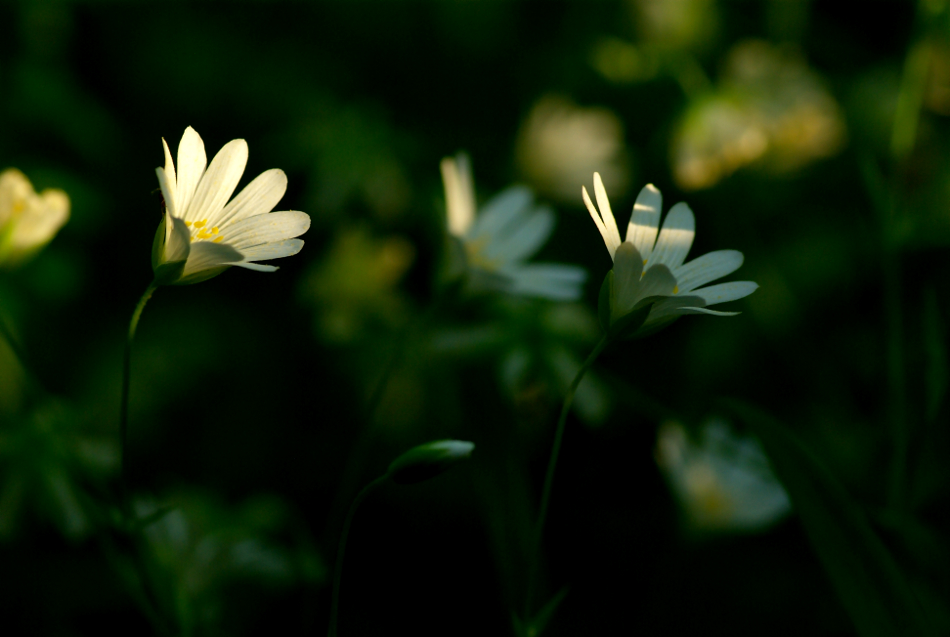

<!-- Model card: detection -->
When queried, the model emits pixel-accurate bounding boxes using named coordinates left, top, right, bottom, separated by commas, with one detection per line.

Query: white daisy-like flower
left=441, top=153, right=586, bottom=301
left=0, top=168, right=69, bottom=269
left=582, top=172, right=756, bottom=330
left=152, top=126, right=310, bottom=285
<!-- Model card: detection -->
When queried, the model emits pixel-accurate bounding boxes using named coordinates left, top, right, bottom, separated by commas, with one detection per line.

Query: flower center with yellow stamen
left=183, top=219, right=224, bottom=243
left=464, top=237, right=502, bottom=271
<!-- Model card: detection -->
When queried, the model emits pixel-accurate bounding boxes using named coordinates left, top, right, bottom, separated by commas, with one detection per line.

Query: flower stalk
left=327, top=473, right=388, bottom=637
left=524, top=334, right=609, bottom=626
left=120, top=282, right=157, bottom=484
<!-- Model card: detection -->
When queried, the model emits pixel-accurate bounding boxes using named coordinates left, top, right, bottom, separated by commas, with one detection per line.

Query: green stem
left=523, top=335, right=609, bottom=625
left=883, top=8, right=931, bottom=507
left=327, top=474, right=389, bottom=637
left=323, top=292, right=451, bottom=546
left=0, top=312, right=42, bottom=397
left=121, top=283, right=157, bottom=485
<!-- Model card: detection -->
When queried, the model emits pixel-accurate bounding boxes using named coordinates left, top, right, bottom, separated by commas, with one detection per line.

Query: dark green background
left=1, top=1, right=948, bottom=635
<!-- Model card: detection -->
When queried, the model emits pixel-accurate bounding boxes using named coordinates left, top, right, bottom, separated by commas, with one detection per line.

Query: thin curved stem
left=121, top=283, right=157, bottom=485
left=322, top=292, right=451, bottom=546
left=523, top=334, right=609, bottom=625
left=327, top=474, right=389, bottom=637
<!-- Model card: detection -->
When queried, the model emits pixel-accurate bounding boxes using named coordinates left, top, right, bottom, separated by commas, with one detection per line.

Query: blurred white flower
left=515, top=95, right=631, bottom=203
left=441, top=153, right=586, bottom=301
left=0, top=168, right=69, bottom=268
left=583, top=173, right=756, bottom=330
left=152, top=126, right=310, bottom=285
left=656, top=419, right=791, bottom=532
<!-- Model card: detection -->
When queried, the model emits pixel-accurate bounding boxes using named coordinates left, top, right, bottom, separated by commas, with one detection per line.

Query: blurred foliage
left=1, top=0, right=949, bottom=636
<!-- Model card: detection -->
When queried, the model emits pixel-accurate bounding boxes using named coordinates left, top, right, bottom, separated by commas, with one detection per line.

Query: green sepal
left=150, top=214, right=166, bottom=271
left=152, top=259, right=186, bottom=286
left=439, top=235, right=469, bottom=291
left=606, top=299, right=655, bottom=341
left=597, top=271, right=613, bottom=334
left=150, top=213, right=187, bottom=285
left=387, top=439, right=475, bottom=485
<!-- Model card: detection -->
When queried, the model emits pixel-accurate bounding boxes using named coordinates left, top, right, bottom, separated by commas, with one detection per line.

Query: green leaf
left=527, top=586, right=569, bottom=637
left=597, top=271, right=612, bottom=334
left=510, top=611, right=525, bottom=637
left=726, top=400, right=934, bottom=637
left=922, top=289, right=948, bottom=423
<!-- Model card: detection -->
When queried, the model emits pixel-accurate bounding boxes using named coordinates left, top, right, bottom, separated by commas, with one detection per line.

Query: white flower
left=515, top=94, right=630, bottom=203
left=440, top=153, right=586, bottom=301
left=0, top=168, right=69, bottom=268
left=152, top=126, right=310, bottom=285
left=655, top=419, right=791, bottom=532
left=582, top=172, right=756, bottom=330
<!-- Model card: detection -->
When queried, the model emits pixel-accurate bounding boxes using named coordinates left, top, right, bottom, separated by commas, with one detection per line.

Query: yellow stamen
left=212, top=236, right=224, bottom=243
left=673, top=286, right=679, bottom=294
left=197, top=231, right=212, bottom=240
left=211, top=227, right=219, bottom=234
left=193, top=220, right=207, bottom=228
left=184, top=221, right=192, bottom=227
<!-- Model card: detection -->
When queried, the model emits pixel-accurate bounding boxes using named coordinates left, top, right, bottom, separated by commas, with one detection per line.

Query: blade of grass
left=726, top=400, right=933, bottom=637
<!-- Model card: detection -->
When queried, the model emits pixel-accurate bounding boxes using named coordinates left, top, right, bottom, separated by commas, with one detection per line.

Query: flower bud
left=387, top=440, right=475, bottom=485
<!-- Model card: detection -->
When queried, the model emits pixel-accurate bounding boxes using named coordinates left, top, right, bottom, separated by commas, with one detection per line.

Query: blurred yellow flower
left=300, top=226, right=415, bottom=343
left=583, top=173, right=756, bottom=331
left=672, top=40, right=846, bottom=190
left=152, top=126, right=310, bottom=285
left=441, top=153, right=587, bottom=301
left=0, top=168, right=69, bottom=268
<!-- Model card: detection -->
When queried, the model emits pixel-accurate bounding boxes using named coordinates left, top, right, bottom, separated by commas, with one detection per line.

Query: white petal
left=626, top=183, right=661, bottom=261
left=593, top=172, right=622, bottom=256
left=470, top=186, right=532, bottom=242
left=582, top=180, right=621, bottom=259
left=238, top=238, right=304, bottom=261
left=646, top=295, right=706, bottom=323
left=221, top=210, right=310, bottom=250
left=441, top=154, right=475, bottom=237
left=674, top=250, right=744, bottom=294
left=677, top=306, right=740, bottom=316
left=692, top=281, right=758, bottom=306
left=647, top=202, right=695, bottom=270
left=217, top=168, right=288, bottom=228
left=159, top=138, right=178, bottom=217
left=582, top=186, right=610, bottom=255
left=181, top=239, right=242, bottom=278
left=175, top=127, right=207, bottom=216
left=232, top=262, right=278, bottom=272
left=186, top=138, right=248, bottom=224
left=503, top=263, right=587, bottom=301
left=483, top=206, right=554, bottom=265
left=611, top=242, right=645, bottom=319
